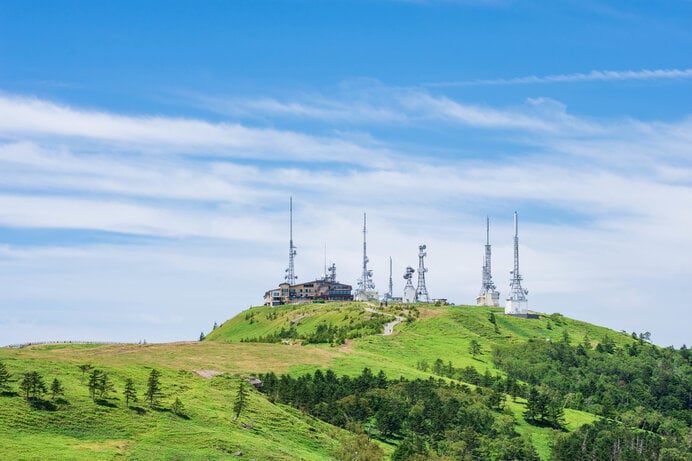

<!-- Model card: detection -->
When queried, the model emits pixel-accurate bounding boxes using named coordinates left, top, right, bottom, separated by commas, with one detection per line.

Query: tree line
left=240, top=316, right=391, bottom=345
left=259, top=367, right=541, bottom=460
left=0, top=361, right=187, bottom=417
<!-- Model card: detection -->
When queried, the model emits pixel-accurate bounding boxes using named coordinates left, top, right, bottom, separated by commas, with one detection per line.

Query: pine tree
left=123, top=378, right=137, bottom=407
left=88, top=369, right=103, bottom=401
left=77, top=364, right=92, bottom=384
left=469, top=339, right=482, bottom=358
left=20, top=371, right=47, bottom=400
left=50, top=378, right=64, bottom=400
left=0, top=361, right=12, bottom=393
left=146, top=369, right=163, bottom=408
left=233, top=381, right=249, bottom=421
left=98, top=372, right=115, bottom=399
left=171, top=397, right=186, bottom=417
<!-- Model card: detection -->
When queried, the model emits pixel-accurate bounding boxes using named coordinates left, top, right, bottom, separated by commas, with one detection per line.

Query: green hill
left=1, top=302, right=689, bottom=460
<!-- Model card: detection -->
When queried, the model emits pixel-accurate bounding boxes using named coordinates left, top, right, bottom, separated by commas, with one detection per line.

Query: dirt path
left=364, top=307, right=405, bottom=336
left=383, top=316, right=405, bottom=335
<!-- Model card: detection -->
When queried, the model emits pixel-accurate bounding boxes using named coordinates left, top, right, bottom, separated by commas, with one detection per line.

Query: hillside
left=1, top=302, right=690, bottom=460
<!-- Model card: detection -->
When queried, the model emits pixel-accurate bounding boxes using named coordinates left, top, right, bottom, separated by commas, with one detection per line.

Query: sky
left=0, top=0, right=691, bottom=347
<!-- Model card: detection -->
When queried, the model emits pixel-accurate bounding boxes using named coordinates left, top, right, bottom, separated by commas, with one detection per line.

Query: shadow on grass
left=525, top=418, right=568, bottom=432
left=129, top=405, right=147, bottom=415
left=95, top=398, right=117, bottom=408
left=151, top=406, right=190, bottom=419
left=1, top=391, right=19, bottom=397
left=28, top=398, right=57, bottom=411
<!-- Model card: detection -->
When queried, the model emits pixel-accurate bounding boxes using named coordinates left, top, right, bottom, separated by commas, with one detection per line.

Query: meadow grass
left=1, top=302, right=634, bottom=459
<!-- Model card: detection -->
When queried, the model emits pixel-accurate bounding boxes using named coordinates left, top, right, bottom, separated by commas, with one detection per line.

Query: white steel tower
left=477, top=216, right=500, bottom=306
left=403, top=266, right=416, bottom=303
left=505, top=211, right=529, bottom=315
left=355, top=213, right=378, bottom=301
left=284, top=197, right=297, bottom=285
left=385, top=256, right=394, bottom=301
left=415, top=244, right=430, bottom=303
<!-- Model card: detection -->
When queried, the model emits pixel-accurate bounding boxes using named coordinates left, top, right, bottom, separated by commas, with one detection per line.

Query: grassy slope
left=0, top=344, right=345, bottom=460
left=1, top=303, right=634, bottom=460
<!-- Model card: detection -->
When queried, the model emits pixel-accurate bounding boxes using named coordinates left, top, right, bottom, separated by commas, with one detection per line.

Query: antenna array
left=415, top=244, right=430, bottom=303
left=505, top=211, right=528, bottom=314
left=284, top=197, right=297, bottom=285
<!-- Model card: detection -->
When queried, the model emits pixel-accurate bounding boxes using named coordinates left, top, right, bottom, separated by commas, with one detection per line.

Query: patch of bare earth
left=194, top=369, right=227, bottom=379
left=417, top=307, right=446, bottom=320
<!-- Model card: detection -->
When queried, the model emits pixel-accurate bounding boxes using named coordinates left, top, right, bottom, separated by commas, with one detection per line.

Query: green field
left=0, top=303, right=651, bottom=459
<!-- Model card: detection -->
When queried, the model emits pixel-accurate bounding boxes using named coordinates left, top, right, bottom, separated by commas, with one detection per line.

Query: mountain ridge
left=1, top=301, right=689, bottom=460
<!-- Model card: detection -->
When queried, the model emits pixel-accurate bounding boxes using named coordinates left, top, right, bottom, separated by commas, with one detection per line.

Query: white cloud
left=0, top=90, right=691, bottom=346
left=0, top=94, right=397, bottom=168
left=426, top=68, right=692, bottom=87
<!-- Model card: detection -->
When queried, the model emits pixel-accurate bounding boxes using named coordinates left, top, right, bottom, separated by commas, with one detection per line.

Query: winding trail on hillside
left=364, top=307, right=405, bottom=336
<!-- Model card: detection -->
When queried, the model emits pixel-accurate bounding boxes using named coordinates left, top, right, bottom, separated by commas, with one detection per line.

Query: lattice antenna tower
left=480, top=216, right=497, bottom=294
left=507, top=211, right=528, bottom=308
left=284, top=197, right=297, bottom=285
left=327, top=263, right=337, bottom=283
left=357, top=213, right=375, bottom=292
left=415, top=244, right=430, bottom=303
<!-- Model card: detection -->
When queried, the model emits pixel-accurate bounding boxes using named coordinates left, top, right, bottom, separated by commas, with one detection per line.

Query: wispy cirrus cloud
left=1, top=89, right=691, bottom=346
left=197, top=84, right=602, bottom=135
left=0, top=94, right=396, bottom=168
left=425, top=68, right=692, bottom=87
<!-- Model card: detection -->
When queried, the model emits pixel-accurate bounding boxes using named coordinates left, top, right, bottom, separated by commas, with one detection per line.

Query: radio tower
left=415, top=244, right=430, bottom=303
left=505, top=211, right=528, bottom=315
left=355, top=213, right=376, bottom=301
left=284, top=197, right=297, bottom=285
left=403, top=266, right=416, bottom=303
left=477, top=216, right=500, bottom=306
left=385, top=256, right=394, bottom=301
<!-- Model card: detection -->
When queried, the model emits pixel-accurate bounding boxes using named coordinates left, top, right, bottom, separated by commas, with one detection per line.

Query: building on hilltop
left=263, top=275, right=353, bottom=306
left=263, top=198, right=353, bottom=306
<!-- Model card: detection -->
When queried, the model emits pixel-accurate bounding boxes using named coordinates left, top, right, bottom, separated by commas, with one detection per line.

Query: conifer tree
left=77, top=364, right=92, bottom=384
left=88, top=369, right=103, bottom=401
left=171, top=397, right=186, bottom=417
left=145, top=369, right=163, bottom=408
left=50, top=378, right=64, bottom=400
left=124, top=378, right=137, bottom=407
left=469, top=339, right=482, bottom=358
left=233, top=381, right=248, bottom=421
left=20, top=371, right=47, bottom=400
left=98, top=372, right=115, bottom=399
left=0, top=361, right=12, bottom=393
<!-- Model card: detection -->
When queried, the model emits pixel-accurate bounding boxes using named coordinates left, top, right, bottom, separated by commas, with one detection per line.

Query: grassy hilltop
left=1, top=302, right=689, bottom=460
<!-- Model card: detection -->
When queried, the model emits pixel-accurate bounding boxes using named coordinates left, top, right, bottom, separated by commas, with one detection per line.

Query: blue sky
left=1, top=1, right=691, bottom=346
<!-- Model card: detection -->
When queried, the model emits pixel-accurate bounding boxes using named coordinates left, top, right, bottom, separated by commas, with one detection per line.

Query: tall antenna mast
left=415, top=244, right=430, bottom=303
left=505, top=211, right=528, bottom=315
left=477, top=216, right=499, bottom=306
left=356, top=212, right=376, bottom=300
left=387, top=256, right=393, bottom=300
left=284, top=197, right=297, bottom=285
